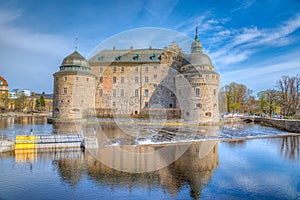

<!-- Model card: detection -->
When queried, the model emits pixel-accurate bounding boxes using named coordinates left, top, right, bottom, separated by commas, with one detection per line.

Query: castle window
left=64, top=77, right=67, bottom=81
left=154, top=65, right=157, bottom=70
left=100, top=67, right=103, bottom=73
left=145, top=66, right=148, bottom=72
left=63, top=88, right=67, bottom=94
left=134, top=54, right=139, bottom=60
left=145, top=102, right=148, bottom=107
left=98, top=55, right=104, bottom=60
left=135, top=89, right=138, bottom=97
left=169, top=104, right=173, bottom=108
left=76, top=77, right=78, bottom=81
left=121, top=77, right=124, bottom=83
left=195, top=88, right=200, bottom=96
left=199, top=74, right=202, bottom=78
left=135, top=66, right=138, bottom=72
left=145, top=76, right=148, bottom=83
left=151, top=54, right=156, bottom=60
left=135, top=76, right=138, bottom=83
left=113, top=66, right=116, bottom=73
left=186, top=112, right=189, bottom=116
left=113, top=76, right=117, bottom=84
left=205, top=112, right=212, bottom=117
left=120, top=89, right=124, bottom=96
left=154, top=74, right=157, bottom=79
left=154, top=84, right=157, bottom=88
left=206, top=75, right=209, bottom=78
left=87, top=78, right=89, bottom=82
left=99, top=77, right=103, bottom=83
left=115, top=55, right=121, bottom=61
left=99, top=89, right=103, bottom=96
left=214, top=89, right=216, bottom=95
left=121, top=66, right=124, bottom=73
left=113, top=89, right=116, bottom=97
left=196, top=103, right=202, bottom=108
left=172, top=56, right=175, bottom=61
left=178, top=89, right=181, bottom=95
left=145, top=89, right=148, bottom=97
left=112, top=102, right=116, bottom=107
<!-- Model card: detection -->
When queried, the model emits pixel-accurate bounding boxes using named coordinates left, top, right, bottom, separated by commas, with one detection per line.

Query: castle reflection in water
left=14, top=141, right=218, bottom=199
left=55, top=142, right=218, bottom=200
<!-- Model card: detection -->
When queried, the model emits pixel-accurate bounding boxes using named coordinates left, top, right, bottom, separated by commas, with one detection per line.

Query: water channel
left=0, top=116, right=299, bottom=199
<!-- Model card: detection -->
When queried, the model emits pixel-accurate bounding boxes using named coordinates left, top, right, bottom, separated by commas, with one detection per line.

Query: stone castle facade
left=52, top=28, right=220, bottom=123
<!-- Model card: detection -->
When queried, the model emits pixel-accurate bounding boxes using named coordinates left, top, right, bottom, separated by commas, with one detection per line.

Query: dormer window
left=115, top=55, right=121, bottom=61
left=133, top=54, right=139, bottom=60
left=98, top=55, right=104, bottom=61
left=150, top=53, right=156, bottom=60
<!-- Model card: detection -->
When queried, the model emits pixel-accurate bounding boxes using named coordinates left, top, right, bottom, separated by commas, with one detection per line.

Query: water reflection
left=280, top=136, right=299, bottom=161
left=51, top=142, right=218, bottom=199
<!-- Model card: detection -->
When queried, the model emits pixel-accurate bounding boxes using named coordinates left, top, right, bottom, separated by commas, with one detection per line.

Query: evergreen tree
left=40, top=95, right=46, bottom=107
left=35, top=98, right=41, bottom=110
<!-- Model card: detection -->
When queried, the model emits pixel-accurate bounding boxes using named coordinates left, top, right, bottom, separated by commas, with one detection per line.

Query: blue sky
left=0, top=0, right=299, bottom=95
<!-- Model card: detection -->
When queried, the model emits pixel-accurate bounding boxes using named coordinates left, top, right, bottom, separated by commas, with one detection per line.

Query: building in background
left=0, top=76, right=9, bottom=111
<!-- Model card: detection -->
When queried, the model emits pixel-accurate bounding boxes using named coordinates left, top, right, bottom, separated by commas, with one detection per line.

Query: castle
left=52, top=27, right=220, bottom=123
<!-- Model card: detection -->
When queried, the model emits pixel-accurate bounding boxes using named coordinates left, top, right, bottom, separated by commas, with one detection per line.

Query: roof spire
left=75, top=37, right=78, bottom=51
left=195, top=22, right=199, bottom=41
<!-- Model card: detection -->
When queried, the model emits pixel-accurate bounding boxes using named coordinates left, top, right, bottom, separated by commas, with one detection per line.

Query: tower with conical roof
left=175, top=26, right=220, bottom=123
left=52, top=50, right=96, bottom=120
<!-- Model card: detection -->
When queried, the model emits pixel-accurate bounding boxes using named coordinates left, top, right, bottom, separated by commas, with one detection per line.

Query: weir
left=15, top=134, right=83, bottom=150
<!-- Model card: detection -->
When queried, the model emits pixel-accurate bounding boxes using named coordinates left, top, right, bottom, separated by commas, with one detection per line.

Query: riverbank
left=0, top=112, right=51, bottom=118
left=260, top=118, right=300, bottom=133
left=0, top=140, right=14, bottom=153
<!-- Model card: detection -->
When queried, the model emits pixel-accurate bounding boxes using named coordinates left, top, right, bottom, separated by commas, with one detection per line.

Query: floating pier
left=15, top=135, right=83, bottom=150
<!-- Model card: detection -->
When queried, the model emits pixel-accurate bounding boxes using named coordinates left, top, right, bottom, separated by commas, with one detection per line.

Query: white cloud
left=206, top=13, right=300, bottom=69
left=220, top=48, right=300, bottom=92
left=0, top=8, right=21, bottom=24
left=0, top=9, right=72, bottom=93
left=230, top=0, right=257, bottom=12
left=232, top=27, right=262, bottom=46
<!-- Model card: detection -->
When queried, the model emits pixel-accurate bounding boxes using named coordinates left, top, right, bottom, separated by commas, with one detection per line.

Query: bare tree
left=277, top=75, right=300, bottom=116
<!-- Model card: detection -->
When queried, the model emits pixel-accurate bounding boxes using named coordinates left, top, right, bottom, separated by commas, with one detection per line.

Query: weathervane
left=195, top=20, right=199, bottom=41
left=75, top=37, right=78, bottom=51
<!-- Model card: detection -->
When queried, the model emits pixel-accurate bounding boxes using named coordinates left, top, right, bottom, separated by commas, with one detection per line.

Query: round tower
left=52, top=51, right=96, bottom=120
left=175, top=26, right=220, bottom=123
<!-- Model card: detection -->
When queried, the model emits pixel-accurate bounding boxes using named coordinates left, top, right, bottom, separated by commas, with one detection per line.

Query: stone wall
left=0, top=140, right=14, bottom=153
left=53, top=71, right=96, bottom=119
left=260, top=118, right=300, bottom=133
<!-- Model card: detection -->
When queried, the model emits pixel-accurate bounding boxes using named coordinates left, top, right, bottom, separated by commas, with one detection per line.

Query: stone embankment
left=0, top=140, right=14, bottom=153
left=0, top=112, right=51, bottom=118
left=260, top=118, right=300, bottom=133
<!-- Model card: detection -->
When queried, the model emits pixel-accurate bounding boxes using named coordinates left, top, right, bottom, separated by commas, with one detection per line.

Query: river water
left=0, top=116, right=299, bottom=200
